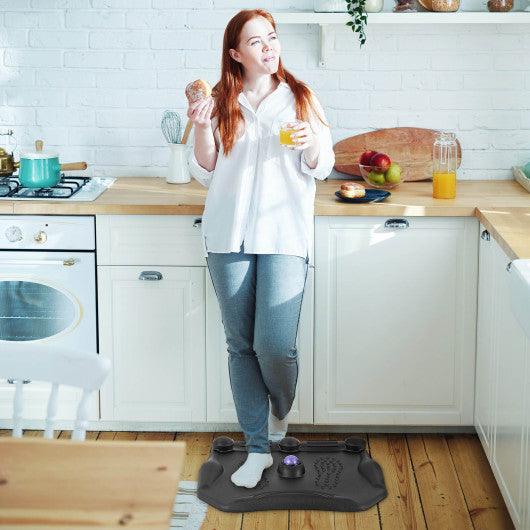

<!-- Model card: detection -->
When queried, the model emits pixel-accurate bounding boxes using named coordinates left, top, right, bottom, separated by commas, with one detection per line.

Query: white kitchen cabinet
left=489, top=239, right=528, bottom=529
left=522, top=335, right=530, bottom=530
left=96, top=215, right=205, bottom=266
left=205, top=266, right=314, bottom=424
left=474, top=224, right=497, bottom=459
left=314, top=216, right=478, bottom=425
left=97, top=265, right=206, bottom=423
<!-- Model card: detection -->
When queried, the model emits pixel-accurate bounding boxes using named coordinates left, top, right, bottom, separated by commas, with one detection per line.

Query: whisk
left=161, top=110, right=182, bottom=144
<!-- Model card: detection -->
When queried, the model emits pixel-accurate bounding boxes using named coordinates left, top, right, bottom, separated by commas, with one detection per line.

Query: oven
left=0, top=215, right=98, bottom=421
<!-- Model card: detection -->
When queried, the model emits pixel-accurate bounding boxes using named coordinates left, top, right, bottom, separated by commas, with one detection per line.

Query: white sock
left=268, top=409, right=289, bottom=442
left=231, top=452, right=273, bottom=488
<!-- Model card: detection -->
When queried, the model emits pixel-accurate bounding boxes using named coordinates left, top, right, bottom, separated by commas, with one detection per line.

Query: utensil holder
left=167, top=143, right=191, bottom=184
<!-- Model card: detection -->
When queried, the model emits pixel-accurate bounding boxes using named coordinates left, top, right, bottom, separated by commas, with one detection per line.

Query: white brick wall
left=0, top=0, right=528, bottom=179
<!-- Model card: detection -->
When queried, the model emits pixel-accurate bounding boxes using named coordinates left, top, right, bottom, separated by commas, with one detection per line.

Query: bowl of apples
left=358, top=150, right=403, bottom=190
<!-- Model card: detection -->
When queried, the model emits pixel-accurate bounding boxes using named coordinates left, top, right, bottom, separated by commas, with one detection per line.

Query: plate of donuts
left=335, top=181, right=390, bottom=203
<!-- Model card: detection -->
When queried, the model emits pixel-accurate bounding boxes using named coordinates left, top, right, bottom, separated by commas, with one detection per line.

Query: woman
left=187, top=8, right=335, bottom=488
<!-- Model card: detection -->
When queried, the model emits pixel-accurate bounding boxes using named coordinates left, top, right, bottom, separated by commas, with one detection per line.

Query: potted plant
left=345, top=0, right=368, bottom=46
left=314, top=0, right=383, bottom=47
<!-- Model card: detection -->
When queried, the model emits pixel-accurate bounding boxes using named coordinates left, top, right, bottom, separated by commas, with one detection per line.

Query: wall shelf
left=272, top=10, right=530, bottom=25
left=271, top=10, right=530, bottom=67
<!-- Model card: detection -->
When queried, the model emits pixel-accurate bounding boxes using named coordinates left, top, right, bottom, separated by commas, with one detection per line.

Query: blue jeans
left=206, top=242, right=309, bottom=453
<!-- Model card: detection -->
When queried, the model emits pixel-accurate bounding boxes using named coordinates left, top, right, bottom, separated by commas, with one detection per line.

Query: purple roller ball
left=283, top=455, right=300, bottom=466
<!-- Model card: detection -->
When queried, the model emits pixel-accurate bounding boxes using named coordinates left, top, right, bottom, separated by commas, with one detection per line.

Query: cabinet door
left=98, top=266, right=206, bottom=422
left=491, top=240, right=527, bottom=528
left=474, top=224, right=497, bottom=460
left=524, top=338, right=530, bottom=530
left=205, top=267, right=314, bottom=424
left=314, top=216, right=478, bottom=425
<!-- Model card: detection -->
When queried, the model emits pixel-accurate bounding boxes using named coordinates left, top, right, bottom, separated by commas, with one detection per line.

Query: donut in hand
left=185, top=79, right=212, bottom=103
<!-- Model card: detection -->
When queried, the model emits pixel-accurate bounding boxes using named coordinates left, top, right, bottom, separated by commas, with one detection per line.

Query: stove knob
left=5, top=225, right=23, bottom=243
left=34, top=230, right=47, bottom=244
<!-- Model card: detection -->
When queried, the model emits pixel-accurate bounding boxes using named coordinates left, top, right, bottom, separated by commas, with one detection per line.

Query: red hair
left=211, top=9, right=328, bottom=156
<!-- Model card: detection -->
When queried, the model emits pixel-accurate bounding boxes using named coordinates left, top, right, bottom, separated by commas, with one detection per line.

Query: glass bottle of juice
left=432, top=131, right=457, bottom=199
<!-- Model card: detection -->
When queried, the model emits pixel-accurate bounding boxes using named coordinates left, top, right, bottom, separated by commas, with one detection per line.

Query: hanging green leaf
left=345, top=0, right=367, bottom=47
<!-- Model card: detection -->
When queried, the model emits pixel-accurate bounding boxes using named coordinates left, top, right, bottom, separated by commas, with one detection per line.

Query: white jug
left=167, top=143, right=191, bottom=184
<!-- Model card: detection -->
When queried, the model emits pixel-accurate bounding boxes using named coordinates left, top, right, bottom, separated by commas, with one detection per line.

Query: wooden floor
left=0, top=430, right=514, bottom=530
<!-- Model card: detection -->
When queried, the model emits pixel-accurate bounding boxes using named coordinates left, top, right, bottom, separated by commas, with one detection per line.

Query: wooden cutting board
left=333, top=127, right=462, bottom=182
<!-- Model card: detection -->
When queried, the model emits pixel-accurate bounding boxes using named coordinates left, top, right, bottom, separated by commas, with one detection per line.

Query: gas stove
left=0, top=174, right=116, bottom=201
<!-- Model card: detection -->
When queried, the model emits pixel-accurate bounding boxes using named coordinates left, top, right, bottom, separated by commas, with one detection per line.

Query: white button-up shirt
left=187, top=81, right=335, bottom=267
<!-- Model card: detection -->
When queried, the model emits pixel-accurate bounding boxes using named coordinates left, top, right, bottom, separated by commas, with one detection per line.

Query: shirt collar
left=237, top=81, right=289, bottom=114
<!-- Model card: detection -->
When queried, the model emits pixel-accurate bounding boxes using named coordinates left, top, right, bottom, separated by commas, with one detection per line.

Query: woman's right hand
left=187, top=96, right=214, bottom=130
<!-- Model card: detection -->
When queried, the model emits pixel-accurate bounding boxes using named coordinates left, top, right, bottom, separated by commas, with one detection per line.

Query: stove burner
left=0, top=175, right=91, bottom=199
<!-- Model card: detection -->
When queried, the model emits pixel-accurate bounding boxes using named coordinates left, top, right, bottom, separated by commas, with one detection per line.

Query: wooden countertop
left=475, top=208, right=530, bottom=262
left=1, top=177, right=530, bottom=260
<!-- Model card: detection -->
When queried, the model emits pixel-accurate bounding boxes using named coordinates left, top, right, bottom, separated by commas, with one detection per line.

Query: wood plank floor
left=0, top=430, right=514, bottom=530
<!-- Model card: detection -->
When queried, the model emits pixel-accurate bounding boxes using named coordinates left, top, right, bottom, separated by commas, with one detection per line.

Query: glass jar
left=432, top=131, right=458, bottom=199
left=393, top=0, right=418, bottom=12
left=487, top=0, right=513, bottom=11
left=431, top=0, right=460, bottom=11
left=314, top=0, right=345, bottom=12
left=365, top=0, right=384, bottom=12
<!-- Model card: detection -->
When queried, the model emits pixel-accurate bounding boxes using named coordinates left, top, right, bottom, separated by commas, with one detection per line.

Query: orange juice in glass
left=279, top=120, right=300, bottom=147
left=433, top=171, right=456, bottom=199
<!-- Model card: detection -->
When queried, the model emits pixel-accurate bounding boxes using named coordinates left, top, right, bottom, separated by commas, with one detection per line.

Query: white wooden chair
left=0, top=343, right=111, bottom=440
left=0, top=345, right=188, bottom=529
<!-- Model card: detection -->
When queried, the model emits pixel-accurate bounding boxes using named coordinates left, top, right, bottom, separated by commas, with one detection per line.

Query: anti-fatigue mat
left=197, top=436, right=387, bottom=512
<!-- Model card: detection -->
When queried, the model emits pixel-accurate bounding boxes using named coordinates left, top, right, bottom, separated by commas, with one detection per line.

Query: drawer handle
left=139, top=271, right=163, bottom=281
left=193, top=218, right=202, bottom=227
left=481, top=230, right=490, bottom=241
left=385, top=218, right=409, bottom=230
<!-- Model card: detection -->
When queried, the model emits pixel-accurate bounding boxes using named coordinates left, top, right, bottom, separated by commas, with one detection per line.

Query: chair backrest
left=0, top=344, right=111, bottom=440
left=0, top=437, right=186, bottom=529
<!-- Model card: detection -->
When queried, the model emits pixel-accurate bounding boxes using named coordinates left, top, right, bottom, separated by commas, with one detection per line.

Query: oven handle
left=0, top=258, right=78, bottom=267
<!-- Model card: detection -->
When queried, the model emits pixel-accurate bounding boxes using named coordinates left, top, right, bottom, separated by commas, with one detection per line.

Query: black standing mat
left=197, top=436, right=388, bottom=512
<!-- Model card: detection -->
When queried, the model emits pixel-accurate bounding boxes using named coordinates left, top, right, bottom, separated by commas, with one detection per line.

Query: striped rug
left=170, top=480, right=209, bottom=529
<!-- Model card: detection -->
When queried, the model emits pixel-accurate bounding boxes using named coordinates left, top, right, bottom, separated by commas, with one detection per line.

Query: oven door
left=0, top=251, right=98, bottom=423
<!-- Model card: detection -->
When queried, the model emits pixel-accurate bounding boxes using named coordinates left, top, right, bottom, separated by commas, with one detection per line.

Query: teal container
left=19, top=151, right=61, bottom=188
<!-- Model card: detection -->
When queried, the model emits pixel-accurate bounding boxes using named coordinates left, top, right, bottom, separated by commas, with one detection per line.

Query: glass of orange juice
left=432, top=131, right=458, bottom=199
left=279, top=120, right=301, bottom=147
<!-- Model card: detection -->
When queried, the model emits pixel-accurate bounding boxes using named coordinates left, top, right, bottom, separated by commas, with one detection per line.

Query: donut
left=185, top=79, right=212, bottom=103
left=340, top=181, right=366, bottom=198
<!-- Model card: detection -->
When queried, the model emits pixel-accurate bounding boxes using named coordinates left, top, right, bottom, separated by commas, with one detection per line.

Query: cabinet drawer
left=96, top=215, right=204, bottom=266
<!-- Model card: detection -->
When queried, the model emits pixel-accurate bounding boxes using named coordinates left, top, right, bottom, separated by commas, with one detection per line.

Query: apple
left=385, top=162, right=402, bottom=183
left=370, top=152, right=392, bottom=173
left=368, top=170, right=386, bottom=185
left=359, top=150, right=378, bottom=167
